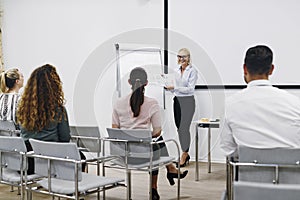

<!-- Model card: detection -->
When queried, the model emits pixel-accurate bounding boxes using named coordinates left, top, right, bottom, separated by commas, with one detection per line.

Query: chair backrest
left=238, top=146, right=300, bottom=184
left=0, top=136, right=27, bottom=171
left=69, top=126, right=101, bottom=152
left=106, top=128, right=159, bottom=164
left=0, top=120, right=18, bottom=136
left=234, top=181, right=300, bottom=200
left=29, top=139, right=82, bottom=181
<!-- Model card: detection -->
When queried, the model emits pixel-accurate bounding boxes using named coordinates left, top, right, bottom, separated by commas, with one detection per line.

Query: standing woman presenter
left=165, top=48, right=198, bottom=167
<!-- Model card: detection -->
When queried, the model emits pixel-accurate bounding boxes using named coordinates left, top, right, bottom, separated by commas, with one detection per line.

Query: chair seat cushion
left=234, top=181, right=300, bottom=200
left=37, top=172, right=124, bottom=194
left=1, top=168, right=41, bottom=183
left=112, top=156, right=174, bottom=169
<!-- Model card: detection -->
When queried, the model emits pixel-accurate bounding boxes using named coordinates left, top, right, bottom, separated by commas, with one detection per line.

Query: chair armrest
left=71, top=135, right=101, bottom=140
left=84, top=155, right=122, bottom=163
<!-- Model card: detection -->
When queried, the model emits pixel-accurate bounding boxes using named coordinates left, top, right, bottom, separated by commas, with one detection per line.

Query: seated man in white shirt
left=220, top=45, right=300, bottom=156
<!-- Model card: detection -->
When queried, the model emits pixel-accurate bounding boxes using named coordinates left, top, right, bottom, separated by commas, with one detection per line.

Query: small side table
left=194, top=120, right=220, bottom=181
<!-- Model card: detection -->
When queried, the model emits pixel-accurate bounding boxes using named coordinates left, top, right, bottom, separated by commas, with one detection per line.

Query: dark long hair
left=129, top=67, right=147, bottom=117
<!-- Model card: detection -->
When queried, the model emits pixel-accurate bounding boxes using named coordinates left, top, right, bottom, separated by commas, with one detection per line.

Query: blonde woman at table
left=112, top=67, right=188, bottom=200
left=165, top=48, right=198, bottom=168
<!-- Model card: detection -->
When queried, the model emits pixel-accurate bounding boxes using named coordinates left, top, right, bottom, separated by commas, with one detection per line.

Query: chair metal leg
left=126, top=171, right=132, bottom=200
left=18, top=186, right=21, bottom=195
left=10, top=185, right=14, bottom=192
left=149, top=171, right=152, bottom=200
left=97, top=188, right=100, bottom=200
left=26, top=187, right=32, bottom=200
left=177, top=165, right=181, bottom=200
left=226, top=156, right=233, bottom=200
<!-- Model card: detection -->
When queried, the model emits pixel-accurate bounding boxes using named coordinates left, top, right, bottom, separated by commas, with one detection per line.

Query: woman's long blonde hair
left=17, top=64, right=66, bottom=131
left=0, top=68, right=21, bottom=93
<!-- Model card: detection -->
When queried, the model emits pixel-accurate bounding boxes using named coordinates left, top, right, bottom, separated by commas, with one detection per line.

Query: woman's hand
left=152, top=127, right=161, bottom=138
left=164, top=85, right=174, bottom=90
left=112, top=124, right=119, bottom=128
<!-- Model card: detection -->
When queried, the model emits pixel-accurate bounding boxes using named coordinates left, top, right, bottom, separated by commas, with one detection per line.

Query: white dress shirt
left=172, top=65, right=198, bottom=97
left=220, top=80, right=300, bottom=155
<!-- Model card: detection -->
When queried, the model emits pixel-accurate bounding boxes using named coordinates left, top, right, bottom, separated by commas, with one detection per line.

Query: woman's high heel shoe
left=176, top=155, right=191, bottom=168
left=167, top=170, right=188, bottom=185
left=151, top=188, right=160, bottom=200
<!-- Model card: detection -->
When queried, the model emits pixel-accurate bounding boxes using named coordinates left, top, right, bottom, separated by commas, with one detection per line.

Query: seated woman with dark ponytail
left=112, top=67, right=188, bottom=200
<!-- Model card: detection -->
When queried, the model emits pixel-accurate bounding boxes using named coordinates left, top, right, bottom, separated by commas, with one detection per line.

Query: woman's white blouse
left=173, top=65, right=198, bottom=97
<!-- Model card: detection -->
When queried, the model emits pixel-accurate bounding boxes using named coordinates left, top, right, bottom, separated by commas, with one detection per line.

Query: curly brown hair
left=17, top=64, right=66, bottom=131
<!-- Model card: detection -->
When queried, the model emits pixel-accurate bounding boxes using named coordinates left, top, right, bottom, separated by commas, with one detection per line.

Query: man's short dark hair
left=244, top=45, right=273, bottom=75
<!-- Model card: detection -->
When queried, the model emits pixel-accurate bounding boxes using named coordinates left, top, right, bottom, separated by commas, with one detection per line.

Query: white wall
left=1, top=0, right=163, bottom=125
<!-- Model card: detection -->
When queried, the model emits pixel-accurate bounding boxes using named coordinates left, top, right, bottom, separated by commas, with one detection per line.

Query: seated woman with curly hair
left=17, top=64, right=71, bottom=174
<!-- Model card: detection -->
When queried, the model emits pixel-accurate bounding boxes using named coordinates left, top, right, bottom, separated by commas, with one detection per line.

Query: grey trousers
left=173, top=96, right=195, bottom=152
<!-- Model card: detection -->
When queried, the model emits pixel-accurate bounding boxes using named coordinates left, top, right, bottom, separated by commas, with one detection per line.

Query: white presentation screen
left=170, top=0, right=300, bottom=85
